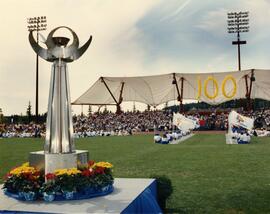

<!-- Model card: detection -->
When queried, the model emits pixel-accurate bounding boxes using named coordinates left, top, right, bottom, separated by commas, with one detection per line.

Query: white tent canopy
left=73, top=69, right=270, bottom=106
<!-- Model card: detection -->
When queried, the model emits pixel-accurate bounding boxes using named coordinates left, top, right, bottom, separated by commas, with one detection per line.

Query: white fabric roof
left=73, top=69, right=270, bottom=106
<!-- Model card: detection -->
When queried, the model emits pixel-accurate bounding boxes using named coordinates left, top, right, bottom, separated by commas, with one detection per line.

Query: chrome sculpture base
left=29, top=150, right=89, bottom=173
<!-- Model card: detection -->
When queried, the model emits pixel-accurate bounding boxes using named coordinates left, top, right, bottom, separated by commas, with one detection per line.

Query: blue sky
left=134, top=0, right=270, bottom=72
left=1, top=0, right=270, bottom=115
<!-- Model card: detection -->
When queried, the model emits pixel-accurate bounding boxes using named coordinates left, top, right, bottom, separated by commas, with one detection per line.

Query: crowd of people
left=0, top=108, right=269, bottom=138
left=73, top=110, right=171, bottom=138
left=0, top=123, right=45, bottom=138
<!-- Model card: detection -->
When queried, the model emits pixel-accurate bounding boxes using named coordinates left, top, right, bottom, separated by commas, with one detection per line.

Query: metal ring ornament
left=46, top=26, right=79, bottom=49
left=29, top=26, right=92, bottom=62
left=221, top=75, right=237, bottom=99
left=204, top=76, right=218, bottom=100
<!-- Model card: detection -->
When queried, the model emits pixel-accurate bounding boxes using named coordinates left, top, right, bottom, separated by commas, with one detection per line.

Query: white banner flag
left=173, top=113, right=196, bottom=131
left=228, top=110, right=254, bottom=130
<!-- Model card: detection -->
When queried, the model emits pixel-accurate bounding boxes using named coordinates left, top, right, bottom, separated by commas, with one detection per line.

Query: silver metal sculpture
left=29, top=26, right=92, bottom=154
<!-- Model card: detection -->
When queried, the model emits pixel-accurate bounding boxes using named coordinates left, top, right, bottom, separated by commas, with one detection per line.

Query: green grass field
left=1, top=134, right=270, bottom=213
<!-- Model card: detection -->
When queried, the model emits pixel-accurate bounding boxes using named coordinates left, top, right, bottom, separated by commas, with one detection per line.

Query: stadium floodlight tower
left=27, top=16, right=47, bottom=123
left=227, top=11, right=249, bottom=71
left=28, top=26, right=92, bottom=174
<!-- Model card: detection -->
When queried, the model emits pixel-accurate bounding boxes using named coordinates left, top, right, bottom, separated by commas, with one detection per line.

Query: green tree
left=80, top=105, right=84, bottom=116
left=165, top=102, right=168, bottom=109
left=88, top=105, right=92, bottom=116
left=103, top=105, right=108, bottom=113
left=26, top=101, right=32, bottom=123
left=133, top=102, right=136, bottom=112
left=0, top=108, right=3, bottom=123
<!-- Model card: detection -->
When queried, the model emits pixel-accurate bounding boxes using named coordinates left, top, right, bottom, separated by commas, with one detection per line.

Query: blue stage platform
left=0, top=178, right=162, bottom=214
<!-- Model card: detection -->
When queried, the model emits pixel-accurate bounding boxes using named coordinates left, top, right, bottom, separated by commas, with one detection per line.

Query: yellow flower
left=54, top=168, right=81, bottom=176
left=10, top=164, right=36, bottom=176
left=94, top=162, right=113, bottom=169
left=22, top=162, right=30, bottom=167
left=67, top=168, right=81, bottom=175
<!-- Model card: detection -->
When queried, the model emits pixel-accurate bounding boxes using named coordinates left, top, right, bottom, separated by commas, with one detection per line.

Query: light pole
left=227, top=11, right=249, bottom=71
left=27, top=16, right=47, bottom=123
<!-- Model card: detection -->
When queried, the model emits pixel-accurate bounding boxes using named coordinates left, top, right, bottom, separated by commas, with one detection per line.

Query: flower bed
left=2, top=161, right=114, bottom=202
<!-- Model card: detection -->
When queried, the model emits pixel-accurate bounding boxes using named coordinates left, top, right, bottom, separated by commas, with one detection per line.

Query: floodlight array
left=227, top=11, right=249, bottom=34
left=27, top=16, right=47, bottom=32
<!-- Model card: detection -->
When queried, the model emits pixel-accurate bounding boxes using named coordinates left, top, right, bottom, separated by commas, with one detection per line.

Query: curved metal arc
left=72, top=36, right=92, bottom=60
left=29, top=30, right=51, bottom=61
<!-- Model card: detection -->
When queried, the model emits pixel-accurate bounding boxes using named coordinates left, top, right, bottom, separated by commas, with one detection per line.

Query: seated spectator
left=176, top=131, right=182, bottom=138
left=242, top=132, right=249, bottom=144
left=161, top=134, right=169, bottom=144
left=166, top=132, right=173, bottom=141
left=231, top=130, right=237, bottom=139
left=238, top=132, right=245, bottom=144
left=154, top=134, right=161, bottom=143
left=172, top=131, right=178, bottom=140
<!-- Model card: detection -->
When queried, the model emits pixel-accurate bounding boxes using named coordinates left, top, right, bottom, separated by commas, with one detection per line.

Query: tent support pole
left=172, top=73, right=182, bottom=112
left=180, top=77, right=184, bottom=113
left=244, top=75, right=249, bottom=98
left=116, top=82, right=125, bottom=114
left=100, top=76, right=118, bottom=103
left=248, top=69, right=255, bottom=111
left=244, top=69, right=255, bottom=111
left=244, top=74, right=250, bottom=111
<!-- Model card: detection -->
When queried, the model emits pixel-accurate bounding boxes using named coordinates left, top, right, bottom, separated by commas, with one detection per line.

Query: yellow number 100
left=196, top=75, right=237, bottom=100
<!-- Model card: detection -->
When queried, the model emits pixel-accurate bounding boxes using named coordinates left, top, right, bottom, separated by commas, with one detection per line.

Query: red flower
left=3, top=173, right=11, bottom=180
left=28, top=174, right=35, bottom=181
left=22, top=172, right=35, bottom=181
left=82, top=169, right=94, bottom=177
left=95, top=167, right=105, bottom=174
left=46, top=173, right=56, bottom=180
left=88, top=160, right=95, bottom=167
left=33, top=171, right=40, bottom=177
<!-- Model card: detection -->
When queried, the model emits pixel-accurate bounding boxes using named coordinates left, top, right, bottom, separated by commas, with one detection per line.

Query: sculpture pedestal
left=29, top=150, right=89, bottom=173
